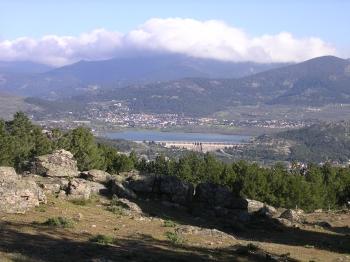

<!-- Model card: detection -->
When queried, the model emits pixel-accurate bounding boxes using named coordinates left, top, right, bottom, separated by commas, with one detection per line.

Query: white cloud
left=0, top=18, right=337, bottom=66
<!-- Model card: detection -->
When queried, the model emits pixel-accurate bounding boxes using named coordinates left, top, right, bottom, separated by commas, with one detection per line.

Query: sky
left=0, top=0, right=349, bottom=66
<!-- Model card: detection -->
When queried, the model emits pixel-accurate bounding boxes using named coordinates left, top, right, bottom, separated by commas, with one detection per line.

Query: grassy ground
left=0, top=196, right=349, bottom=261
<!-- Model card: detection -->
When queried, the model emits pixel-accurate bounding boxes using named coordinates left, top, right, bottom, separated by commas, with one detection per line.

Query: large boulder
left=0, top=166, right=19, bottom=183
left=89, top=181, right=109, bottom=195
left=67, top=178, right=92, bottom=200
left=158, top=175, right=194, bottom=205
left=110, top=179, right=137, bottom=199
left=120, top=172, right=157, bottom=196
left=194, top=182, right=246, bottom=209
left=66, top=178, right=108, bottom=199
left=117, top=198, right=143, bottom=215
left=245, top=199, right=265, bottom=213
left=33, top=175, right=69, bottom=194
left=80, top=170, right=111, bottom=184
left=32, top=149, right=79, bottom=178
left=0, top=167, right=46, bottom=214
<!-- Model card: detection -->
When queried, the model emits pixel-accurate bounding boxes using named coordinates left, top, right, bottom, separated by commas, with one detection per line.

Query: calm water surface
left=103, top=130, right=250, bottom=143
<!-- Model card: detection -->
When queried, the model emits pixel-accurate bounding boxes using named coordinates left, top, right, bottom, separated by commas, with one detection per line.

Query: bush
left=164, top=231, right=184, bottom=245
left=43, top=217, right=74, bottom=228
left=163, top=219, right=177, bottom=228
left=106, top=196, right=127, bottom=215
left=89, top=234, right=117, bottom=245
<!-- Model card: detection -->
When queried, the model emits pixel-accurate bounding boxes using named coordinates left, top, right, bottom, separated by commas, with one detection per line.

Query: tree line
left=0, top=112, right=136, bottom=173
left=1, top=113, right=349, bottom=211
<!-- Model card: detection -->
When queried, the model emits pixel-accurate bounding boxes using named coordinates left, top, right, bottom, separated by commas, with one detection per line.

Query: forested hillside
left=1, top=113, right=350, bottom=211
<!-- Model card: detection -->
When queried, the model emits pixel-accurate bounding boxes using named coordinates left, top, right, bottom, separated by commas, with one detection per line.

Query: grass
left=163, top=219, right=177, bottom=228
left=164, top=231, right=184, bottom=245
left=42, top=217, right=74, bottom=228
left=106, top=196, right=127, bottom=216
left=69, top=194, right=101, bottom=206
left=106, top=205, right=125, bottom=216
left=35, top=205, right=47, bottom=212
left=69, top=198, right=92, bottom=206
left=89, top=234, right=117, bottom=245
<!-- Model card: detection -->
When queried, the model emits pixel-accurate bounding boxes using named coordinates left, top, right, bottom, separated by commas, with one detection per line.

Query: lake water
left=103, top=130, right=250, bottom=143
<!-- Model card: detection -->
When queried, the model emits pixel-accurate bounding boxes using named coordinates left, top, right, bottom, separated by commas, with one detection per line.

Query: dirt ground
left=0, top=196, right=349, bottom=262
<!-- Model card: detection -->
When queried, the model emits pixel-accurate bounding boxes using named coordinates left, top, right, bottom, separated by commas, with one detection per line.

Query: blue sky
left=0, top=0, right=348, bottom=65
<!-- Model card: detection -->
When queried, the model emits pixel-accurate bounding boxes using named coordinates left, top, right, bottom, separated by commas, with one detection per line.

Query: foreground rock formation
left=0, top=149, right=302, bottom=226
left=32, top=149, right=79, bottom=178
left=0, top=167, right=46, bottom=214
left=109, top=171, right=280, bottom=222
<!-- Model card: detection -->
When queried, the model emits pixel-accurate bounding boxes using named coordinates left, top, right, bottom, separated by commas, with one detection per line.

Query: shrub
left=164, top=231, right=184, bottom=245
left=106, top=196, right=127, bottom=215
left=89, top=234, right=117, bottom=245
left=163, top=219, right=177, bottom=228
left=43, top=217, right=74, bottom=228
left=106, top=205, right=125, bottom=216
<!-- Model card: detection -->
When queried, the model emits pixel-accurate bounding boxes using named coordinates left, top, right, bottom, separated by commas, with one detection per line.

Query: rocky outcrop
left=175, top=225, right=236, bottom=240
left=0, top=167, right=46, bottom=214
left=194, top=182, right=247, bottom=210
left=117, top=198, right=143, bottom=215
left=65, top=178, right=108, bottom=200
left=246, top=199, right=265, bottom=213
left=109, top=174, right=276, bottom=220
left=279, top=209, right=302, bottom=222
left=158, top=175, right=194, bottom=205
left=33, top=175, right=69, bottom=194
left=257, top=204, right=278, bottom=218
left=80, top=170, right=111, bottom=184
left=32, top=149, right=79, bottom=178
left=111, top=172, right=194, bottom=206
left=110, top=179, right=137, bottom=199
left=125, top=173, right=157, bottom=195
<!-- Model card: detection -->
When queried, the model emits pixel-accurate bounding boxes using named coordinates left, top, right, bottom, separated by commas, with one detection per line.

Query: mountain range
left=0, top=54, right=286, bottom=98
left=74, top=56, right=350, bottom=116
left=1, top=55, right=350, bottom=117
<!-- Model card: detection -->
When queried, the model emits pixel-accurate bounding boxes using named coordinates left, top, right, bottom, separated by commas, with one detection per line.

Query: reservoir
left=103, top=130, right=250, bottom=143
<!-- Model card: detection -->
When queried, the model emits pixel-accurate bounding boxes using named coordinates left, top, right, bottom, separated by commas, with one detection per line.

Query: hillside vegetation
left=1, top=113, right=350, bottom=212
left=231, top=121, right=350, bottom=164
left=71, top=56, right=350, bottom=116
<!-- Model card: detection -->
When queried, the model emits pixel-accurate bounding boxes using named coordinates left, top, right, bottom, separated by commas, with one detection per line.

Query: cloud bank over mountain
left=0, top=18, right=337, bottom=66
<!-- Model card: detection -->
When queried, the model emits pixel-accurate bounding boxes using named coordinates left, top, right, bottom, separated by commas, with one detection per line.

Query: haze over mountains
left=1, top=55, right=350, bottom=117
left=0, top=55, right=287, bottom=98
left=73, top=56, right=350, bottom=116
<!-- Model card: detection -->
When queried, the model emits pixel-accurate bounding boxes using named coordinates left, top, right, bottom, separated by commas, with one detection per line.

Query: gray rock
left=246, top=199, right=265, bottom=213
left=0, top=167, right=46, bottom=214
left=159, top=175, right=194, bottom=205
left=257, top=205, right=278, bottom=218
left=110, top=179, right=137, bottom=199
left=67, top=178, right=109, bottom=199
left=67, top=178, right=92, bottom=200
left=279, top=209, right=301, bottom=222
left=195, top=182, right=246, bottom=209
left=126, top=173, right=156, bottom=194
left=80, top=169, right=111, bottom=184
left=276, top=217, right=293, bottom=227
left=0, top=166, right=19, bottom=183
left=89, top=181, right=109, bottom=195
left=117, top=198, right=143, bottom=214
left=32, top=149, right=79, bottom=178
left=33, top=175, right=69, bottom=194
left=176, top=225, right=235, bottom=240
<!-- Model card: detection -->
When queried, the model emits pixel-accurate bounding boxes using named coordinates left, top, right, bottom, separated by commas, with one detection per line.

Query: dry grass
left=0, top=195, right=349, bottom=261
